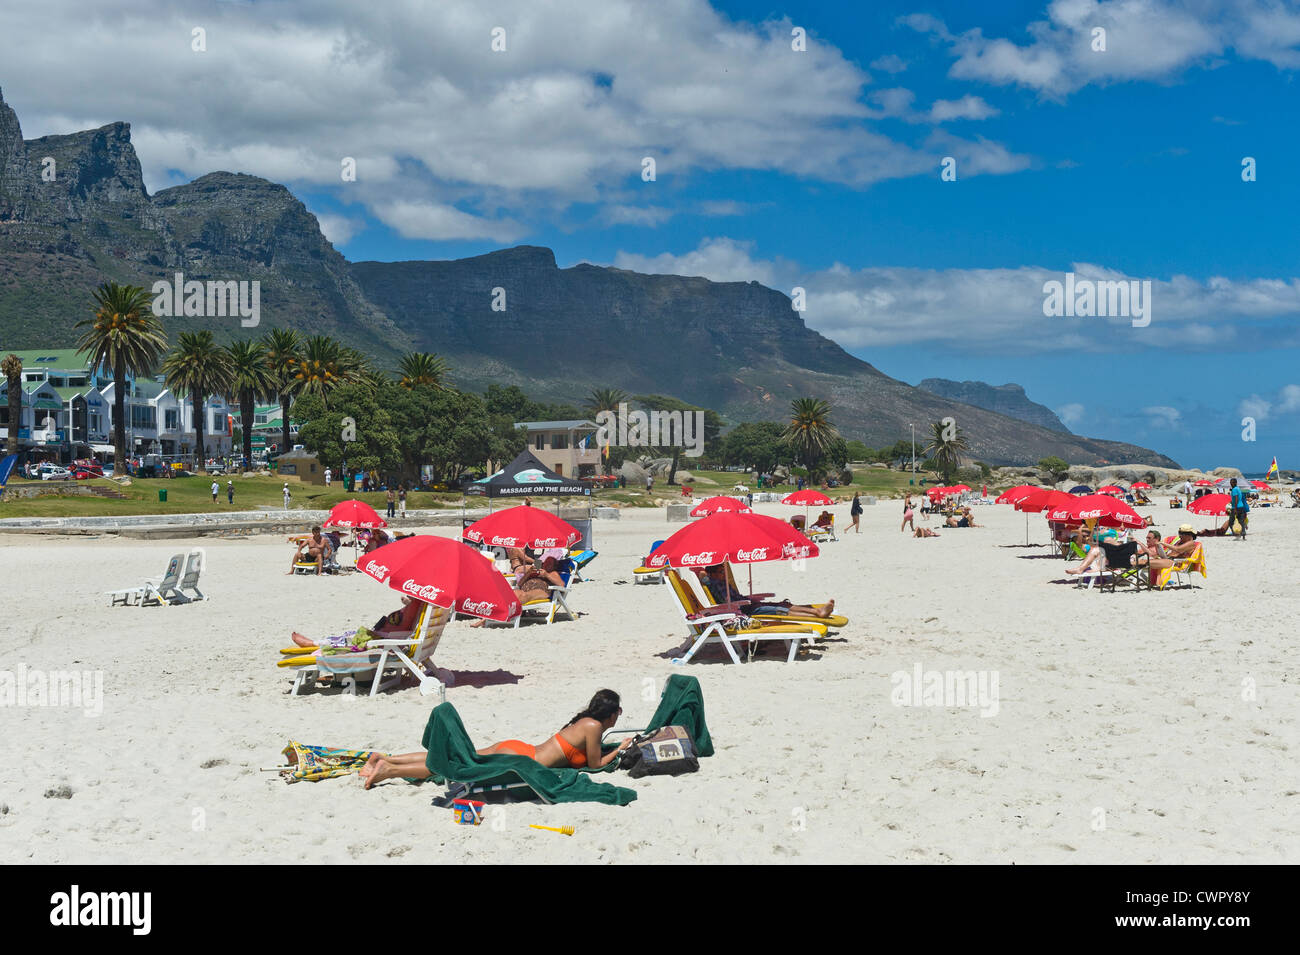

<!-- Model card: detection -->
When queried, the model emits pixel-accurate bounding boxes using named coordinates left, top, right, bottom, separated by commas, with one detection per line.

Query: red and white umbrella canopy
left=1131, top=482, right=1153, bottom=490
left=1250, top=480, right=1272, bottom=491
left=1048, top=494, right=1146, bottom=528
left=691, top=496, right=752, bottom=517
left=462, top=505, right=581, bottom=549
left=949, top=484, right=971, bottom=493
left=358, top=535, right=521, bottom=621
left=1187, top=493, right=1230, bottom=516
left=1194, top=479, right=1219, bottom=487
left=1096, top=485, right=1124, bottom=496
left=1014, top=488, right=1072, bottom=514
left=781, top=490, right=833, bottom=506
left=996, top=484, right=1040, bottom=504
left=323, top=499, right=387, bottom=528
left=645, top=511, right=819, bottom=569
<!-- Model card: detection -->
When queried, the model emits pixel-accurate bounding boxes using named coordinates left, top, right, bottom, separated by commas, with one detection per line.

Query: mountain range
left=0, top=88, right=1178, bottom=467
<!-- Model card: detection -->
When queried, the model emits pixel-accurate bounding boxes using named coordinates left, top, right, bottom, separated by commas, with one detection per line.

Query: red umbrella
left=462, top=505, right=580, bottom=549
left=950, top=484, right=971, bottom=492
left=691, top=496, right=752, bottom=517
left=782, top=490, right=833, bottom=506
left=358, top=535, right=521, bottom=621
left=1014, top=488, right=1072, bottom=513
left=996, top=484, right=1040, bottom=504
left=1096, top=485, right=1125, bottom=496
left=1194, top=479, right=1218, bottom=487
left=323, top=499, right=387, bottom=529
left=646, top=511, right=819, bottom=569
left=1048, top=494, right=1145, bottom=528
left=1188, top=493, right=1230, bottom=516
left=1131, top=482, right=1152, bottom=490
left=1250, top=480, right=1272, bottom=491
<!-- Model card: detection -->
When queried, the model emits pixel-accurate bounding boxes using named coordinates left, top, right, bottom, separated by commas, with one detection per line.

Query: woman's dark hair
left=566, top=689, right=621, bottom=727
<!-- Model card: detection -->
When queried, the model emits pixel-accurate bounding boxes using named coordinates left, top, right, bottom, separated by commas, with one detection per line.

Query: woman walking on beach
left=850, top=492, right=863, bottom=533
left=359, top=689, right=636, bottom=788
left=900, top=493, right=915, bottom=533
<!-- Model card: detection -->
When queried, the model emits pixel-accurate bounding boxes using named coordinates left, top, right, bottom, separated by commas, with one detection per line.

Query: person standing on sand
left=900, top=494, right=915, bottom=533
left=850, top=492, right=863, bottom=533
left=1229, top=478, right=1249, bottom=539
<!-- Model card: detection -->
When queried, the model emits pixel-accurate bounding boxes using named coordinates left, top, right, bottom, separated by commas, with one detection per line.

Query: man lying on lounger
left=694, top=564, right=836, bottom=618
left=288, top=526, right=333, bottom=575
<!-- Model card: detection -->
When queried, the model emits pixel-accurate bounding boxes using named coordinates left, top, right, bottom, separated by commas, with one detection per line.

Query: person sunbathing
left=288, top=526, right=333, bottom=575
left=944, top=507, right=977, bottom=528
left=468, top=555, right=567, bottom=627
left=812, top=510, right=833, bottom=530
left=289, top=595, right=425, bottom=648
left=914, top=527, right=940, bottom=538
left=361, top=529, right=391, bottom=554
left=358, top=689, right=636, bottom=789
left=695, top=564, right=836, bottom=618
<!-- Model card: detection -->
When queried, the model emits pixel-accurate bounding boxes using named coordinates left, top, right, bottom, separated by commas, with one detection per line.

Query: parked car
left=73, top=466, right=104, bottom=480
left=41, top=466, right=72, bottom=481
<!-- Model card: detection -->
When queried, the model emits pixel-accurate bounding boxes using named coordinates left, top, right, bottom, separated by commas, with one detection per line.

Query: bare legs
left=359, top=751, right=432, bottom=789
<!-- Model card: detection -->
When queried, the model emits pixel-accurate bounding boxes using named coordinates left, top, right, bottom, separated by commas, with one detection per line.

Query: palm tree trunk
left=6, top=374, right=19, bottom=456
left=193, top=393, right=207, bottom=473
left=240, top=389, right=254, bottom=468
left=113, top=356, right=127, bottom=474
left=280, top=395, right=291, bottom=457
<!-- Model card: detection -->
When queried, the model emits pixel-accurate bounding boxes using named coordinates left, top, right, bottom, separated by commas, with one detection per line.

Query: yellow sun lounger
left=720, top=564, right=848, bottom=628
left=665, top=570, right=824, bottom=664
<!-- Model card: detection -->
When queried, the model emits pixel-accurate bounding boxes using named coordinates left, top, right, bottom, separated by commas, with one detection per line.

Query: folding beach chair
left=633, top=540, right=666, bottom=584
left=665, top=570, right=824, bottom=664
left=105, top=552, right=185, bottom=606
left=280, top=603, right=450, bottom=697
left=719, top=564, right=848, bottom=628
left=177, top=548, right=207, bottom=602
left=807, top=516, right=837, bottom=543
left=567, top=548, right=598, bottom=583
left=515, top=558, right=576, bottom=626
left=1156, top=542, right=1207, bottom=590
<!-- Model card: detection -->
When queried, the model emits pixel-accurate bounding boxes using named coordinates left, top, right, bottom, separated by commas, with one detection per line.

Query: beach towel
left=643, top=674, right=714, bottom=758
left=421, top=703, right=637, bottom=806
left=1157, top=544, right=1207, bottom=590
left=280, top=740, right=375, bottom=783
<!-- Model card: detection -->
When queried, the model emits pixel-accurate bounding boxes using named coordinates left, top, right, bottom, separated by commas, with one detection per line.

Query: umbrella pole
left=1025, top=511, right=1029, bottom=546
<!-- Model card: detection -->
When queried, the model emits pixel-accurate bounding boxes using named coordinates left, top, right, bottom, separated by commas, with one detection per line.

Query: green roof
left=3, top=349, right=94, bottom=371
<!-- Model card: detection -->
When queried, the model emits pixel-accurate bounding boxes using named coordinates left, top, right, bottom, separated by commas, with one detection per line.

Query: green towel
left=644, top=674, right=714, bottom=757
left=421, top=703, right=636, bottom=806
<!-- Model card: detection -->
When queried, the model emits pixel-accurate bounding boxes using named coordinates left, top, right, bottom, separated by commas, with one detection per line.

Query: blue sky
left=2, top=0, right=1298, bottom=468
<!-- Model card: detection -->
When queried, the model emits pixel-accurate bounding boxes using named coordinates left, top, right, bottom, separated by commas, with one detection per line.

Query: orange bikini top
left=554, top=733, right=587, bottom=768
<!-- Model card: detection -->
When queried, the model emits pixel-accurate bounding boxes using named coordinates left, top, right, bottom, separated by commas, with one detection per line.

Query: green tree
left=162, top=331, right=235, bottom=471
left=923, top=419, right=971, bottom=484
left=294, top=385, right=400, bottom=477
left=224, top=339, right=276, bottom=467
left=631, top=393, right=722, bottom=485
left=782, top=397, right=839, bottom=478
left=292, top=335, right=363, bottom=410
left=2, top=353, right=21, bottom=456
left=1038, top=456, right=1069, bottom=487
left=720, top=421, right=790, bottom=473
left=75, top=283, right=168, bottom=471
left=397, top=352, right=452, bottom=390
left=261, top=328, right=301, bottom=456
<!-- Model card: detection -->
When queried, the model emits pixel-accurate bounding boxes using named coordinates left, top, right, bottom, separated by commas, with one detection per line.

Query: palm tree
left=292, top=335, right=363, bottom=409
left=782, top=397, right=838, bottom=475
left=261, top=328, right=301, bottom=457
left=162, top=331, right=235, bottom=473
left=923, top=419, right=971, bottom=484
left=224, top=340, right=276, bottom=468
left=2, top=353, right=22, bottom=456
left=75, top=283, right=168, bottom=473
left=397, top=352, right=451, bottom=389
left=585, top=387, right=628, bottom=474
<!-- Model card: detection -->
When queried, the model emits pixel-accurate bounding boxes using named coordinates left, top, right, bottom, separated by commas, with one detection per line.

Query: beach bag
left=621, top=726, right=699, bottom=778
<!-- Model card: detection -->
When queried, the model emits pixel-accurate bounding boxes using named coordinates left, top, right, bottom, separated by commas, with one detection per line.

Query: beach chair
left=719, top=564, right=848, bottom=628
left=633, top=540, right=666, bottom=584
left=665, top=570, right=824, bottom=664
left=177, top=548, right=207, bottom=602
left=515, top=558, right=575, bottom=626
left=105, top=552, right=185, bottom=606
left=424, top=703, right=635, bottom=807
left=567, top=548, right=598, bottom=582
left=280, top=603, right=450, bottom=697
left=807, top=516, right=837, bottom=543
left=1156, top=542, right=1206, bottom=590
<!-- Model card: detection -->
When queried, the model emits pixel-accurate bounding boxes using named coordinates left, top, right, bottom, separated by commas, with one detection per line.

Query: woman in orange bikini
left=359, top=689, right=632, bottom=789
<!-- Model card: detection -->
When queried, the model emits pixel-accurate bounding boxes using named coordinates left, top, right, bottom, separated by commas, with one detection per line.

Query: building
left=232, top=403, right=300, bottom=457
left=514, top=419, right=601, bottom=478
left=100, top=379, right=232, bottom=462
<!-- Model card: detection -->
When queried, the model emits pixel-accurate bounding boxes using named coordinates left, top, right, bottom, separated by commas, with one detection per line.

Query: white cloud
left=1279, top=384, right=1300, bottom=412
left=602, top=204, right=674, bottom=227
left=927, top=95, right=1000, bottom=122
left=612, top=237, right=783, bottom=287
left=1239, top=384, right=1300, bottom=420
left=313, top=213, right=365, bottom=247
left=1237, top=395, right=1272, bottom=420
left=369, top=200, right=524, bottom=243
left=1143, top=406, right=1183, bottom=429
left=0, top=0, right=1031, bottom=242
left=698, top=200, right=748, bottom=217
left=870, top=54, right=909, bottom=73
left=907, top=1, right=1300, bottom=97
left=1056, top=402, right=1086, bottom=427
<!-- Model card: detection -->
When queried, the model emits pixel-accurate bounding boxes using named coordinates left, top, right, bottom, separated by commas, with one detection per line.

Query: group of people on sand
left=288, top=525, right=400, bottom=575
left=900, top=494, right=977, bottom=537
left=1065, top=524, right=1201, bottom=582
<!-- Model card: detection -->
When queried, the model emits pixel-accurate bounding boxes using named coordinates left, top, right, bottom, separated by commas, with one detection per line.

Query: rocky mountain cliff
left=0, top=90, right=1178, bottom=467
left=917, top=379, right=1071, bottom=433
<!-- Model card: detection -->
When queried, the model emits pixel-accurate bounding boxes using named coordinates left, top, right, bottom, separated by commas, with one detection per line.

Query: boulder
left=618, top=461, right=649, bottom=485
left=675, top=470, right=695, bottom=483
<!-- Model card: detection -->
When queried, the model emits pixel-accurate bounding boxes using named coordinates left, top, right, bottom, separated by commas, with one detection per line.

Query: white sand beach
left=2, top=498, right=1297, bottom=864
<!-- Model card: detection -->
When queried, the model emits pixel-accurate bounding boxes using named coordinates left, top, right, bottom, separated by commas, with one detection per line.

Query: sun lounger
left=423, top=702, right=636, bottom=806
left=177, top=548, right=207, bottom=601
left=105, top=552, right=186, bottom=606
left=807, top=516, right=837, bottom=543
left=567, top=548, right=598, bottom=582
left=514, top=558, right=575, bottom=626
left=1156, top=542, right=1206, bottom=590
left=633, top=540, right=666, bottom=584
left=279, top=603, right=449, bottom=697
left=719, top=564, right=848, bottom=628
left=665, top=569, right=824, bottom=664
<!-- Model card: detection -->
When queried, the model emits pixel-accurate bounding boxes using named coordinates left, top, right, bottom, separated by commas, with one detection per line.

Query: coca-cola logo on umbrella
left=401, top=579, right=444, bottom=602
